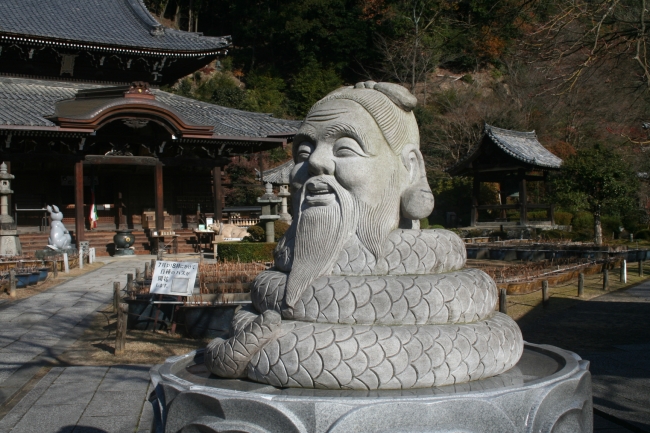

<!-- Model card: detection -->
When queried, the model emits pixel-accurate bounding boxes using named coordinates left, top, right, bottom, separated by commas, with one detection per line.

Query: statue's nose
left=308, top=146, right=334, bottom=176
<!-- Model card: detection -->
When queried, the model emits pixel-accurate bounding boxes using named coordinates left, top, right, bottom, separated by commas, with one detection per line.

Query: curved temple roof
left=447, top=124, right=562, bottom=176
left=0, top=77, right=300, bottom=140
left=485, top=125, right=562, bottom=169
left=260, top=159, right=295, bottom=184
left=0, top=0, right=230, bottom=54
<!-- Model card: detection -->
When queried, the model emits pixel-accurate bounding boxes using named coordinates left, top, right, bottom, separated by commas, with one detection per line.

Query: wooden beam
left=84, top=155, right=158, bottom=166
left=213, top=167, right=223, bottom=223
left=84, top=155, right=233, bottom=168
left=154, top=162, right=164, bottom=231
left=74, top=160, right=85, bottom=242
left=159, top=157, right=230, bottom=168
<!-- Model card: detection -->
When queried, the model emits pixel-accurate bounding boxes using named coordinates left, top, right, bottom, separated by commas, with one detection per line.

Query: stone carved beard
left=278, top=172, right=402, bottom=309
left=349, top=172, right=400, bottom=264
left=283, top=175, right=358, bottom=309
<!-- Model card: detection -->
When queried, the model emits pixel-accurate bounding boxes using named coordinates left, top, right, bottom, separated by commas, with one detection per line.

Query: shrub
left=419, top=218, right=430, bottom=229
left=490, top=230, right=508, bottom=240
left=527, top=211, right=548, bottom=221
left=635, top=229, right=650, bottom=240
left=465, top=229, right=483, bottom=238
left=571, top=231, right=594, bottom=242
left=571, top=212, right=594, bottom=232
left=601, top=215, right=623, bottom=238
left=246, top=225, right=265, bottom=242
left=274, top=220, right=290, bottom=241
left=218, top=242, right=277, bottom=262
left=430, top=224, right=445, bottom=229
left=554, top=211, right=573, bottom=225
left=539, top=229, right=571, bottom=240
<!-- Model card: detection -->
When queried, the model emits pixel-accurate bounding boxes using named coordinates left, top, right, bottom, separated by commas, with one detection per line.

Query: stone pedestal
left=114, top=248, right=135, bottom=256
left=257, top=183, right=282, bottom=243
left=34, top=247, right=78, bottom=260
left=150, top=342, right=592, bottom=433
left=0, top=163, right=19, bottom=255
left=0, top=227, right=21, bottom=256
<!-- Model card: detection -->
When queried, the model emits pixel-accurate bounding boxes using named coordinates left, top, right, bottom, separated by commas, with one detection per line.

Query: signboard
left=150, top=261, right=198, bottom=296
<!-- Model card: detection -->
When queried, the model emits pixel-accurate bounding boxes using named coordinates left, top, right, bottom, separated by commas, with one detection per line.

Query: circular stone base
left=150, top=342, right=592, bottom=433
left=113, top=248, right=135, bottom=256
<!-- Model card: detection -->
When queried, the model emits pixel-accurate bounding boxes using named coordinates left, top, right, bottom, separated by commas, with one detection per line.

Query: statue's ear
left=53, top=205, right=60, bottom=213
left=46, top=205, right=52, bottom=213
left=400, top=145, right=434, bottom=220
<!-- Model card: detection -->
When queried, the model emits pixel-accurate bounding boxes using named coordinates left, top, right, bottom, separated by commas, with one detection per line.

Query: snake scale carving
left=205, top=229, right=524, bottom=390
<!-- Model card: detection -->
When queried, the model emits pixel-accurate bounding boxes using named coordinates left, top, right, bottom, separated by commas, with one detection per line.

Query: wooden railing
left=229, top=218, right=260, bottom=227
left=471, top=203, right=555, bottom=226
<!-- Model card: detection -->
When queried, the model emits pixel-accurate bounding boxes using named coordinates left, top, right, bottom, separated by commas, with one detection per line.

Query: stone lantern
left=0, top=162, right=21, bottom=255
left=277, top=169, right=292, bottom=224
left=257, top=183, right=281, bottom=243
left=0, top=162, right=14, bottom=224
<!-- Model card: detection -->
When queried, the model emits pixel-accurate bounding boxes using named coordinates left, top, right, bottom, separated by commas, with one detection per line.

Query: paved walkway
left=0, top=366, right=152, bottom=433
left=0, top=258, right=153, bottom=433
left=521, top=277, right=650, bottom=432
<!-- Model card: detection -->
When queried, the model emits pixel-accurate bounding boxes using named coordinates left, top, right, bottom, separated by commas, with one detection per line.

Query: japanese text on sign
left=149, top=261, right=198, bottom=296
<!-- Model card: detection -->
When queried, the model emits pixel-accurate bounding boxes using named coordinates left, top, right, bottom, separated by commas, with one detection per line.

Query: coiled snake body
left=205, top=229, right=523, bottom=390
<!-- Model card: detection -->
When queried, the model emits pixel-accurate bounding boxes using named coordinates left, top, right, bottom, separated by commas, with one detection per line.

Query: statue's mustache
left=300, top=175, right=340, bottom=207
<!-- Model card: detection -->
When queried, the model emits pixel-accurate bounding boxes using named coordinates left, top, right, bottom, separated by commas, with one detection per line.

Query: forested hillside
left=145, top=0, right=650, bottom=238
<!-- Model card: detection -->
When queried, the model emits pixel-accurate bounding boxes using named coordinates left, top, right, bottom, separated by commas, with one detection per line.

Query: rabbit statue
left=47, top=205, right=72, bottom=250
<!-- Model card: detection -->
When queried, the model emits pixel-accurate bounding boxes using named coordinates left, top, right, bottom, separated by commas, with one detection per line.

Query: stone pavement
left=0, top=366, right=152, bottom=433
left=0, top=257, right=154, bottom=432
left=521, top=277, right=650, bottom=433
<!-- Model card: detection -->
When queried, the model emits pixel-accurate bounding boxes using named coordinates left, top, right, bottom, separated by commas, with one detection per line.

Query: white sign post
left=150, top=261, right=198, bottom=296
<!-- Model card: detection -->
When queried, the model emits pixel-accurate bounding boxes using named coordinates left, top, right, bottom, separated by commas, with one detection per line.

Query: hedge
left=218, top=242, right=277, bottom=262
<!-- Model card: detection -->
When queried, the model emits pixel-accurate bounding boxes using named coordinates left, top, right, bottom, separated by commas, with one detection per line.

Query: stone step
left=18, top=229, right=200, bottom=256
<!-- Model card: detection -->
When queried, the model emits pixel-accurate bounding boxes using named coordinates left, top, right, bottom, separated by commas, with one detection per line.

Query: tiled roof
left=260, top=159, right=294, bottom=184
left=153, top=92, right=301, bottom=138
left=447, top=124, right=562, bottom=175
left=485, top=124, right=562, bottom=169
left=0, top=77, right=300, bottom=138
left=0, top=0, right=230, bottom=53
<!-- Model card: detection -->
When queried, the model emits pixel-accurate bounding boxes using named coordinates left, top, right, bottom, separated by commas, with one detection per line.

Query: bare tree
left=376, top=0, right=449, bottom=104
left=528, top=0, right=650, bottom=93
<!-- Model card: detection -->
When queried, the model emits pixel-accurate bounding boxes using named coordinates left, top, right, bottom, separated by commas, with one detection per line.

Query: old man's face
left=280, top=98, right=408, bottom=308
left=291, top=99, right=405, bottom=209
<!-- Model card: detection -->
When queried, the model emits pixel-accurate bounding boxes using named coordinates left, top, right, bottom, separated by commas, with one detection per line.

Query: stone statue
left=205, top=82, right=523, bottom=390
left=47, top=205, right=72, bottom=250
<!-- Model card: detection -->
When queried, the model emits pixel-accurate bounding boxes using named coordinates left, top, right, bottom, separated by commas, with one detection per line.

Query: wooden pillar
left=154, top=162, right=164, bottom=231
left=115, top=191, right=125, bottom=229
left=519, top=170, right=527, bottom=225
left=74, top=160, right=85, bottom=242
left=498, top=183, right=507, bottom=220
left=471, top=174, right=480, bottom=226
left=549, top=203, right=555, bottom=226
left=213, top=166, right=223, bottom=223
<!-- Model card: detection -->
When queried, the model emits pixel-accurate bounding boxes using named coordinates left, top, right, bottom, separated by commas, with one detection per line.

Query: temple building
left=447, top=124, right=562, bottom=228
left=0, top=0, right=300, bottom=254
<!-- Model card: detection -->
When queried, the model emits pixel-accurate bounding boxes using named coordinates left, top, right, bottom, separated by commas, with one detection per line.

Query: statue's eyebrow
left=293, top=124, right=317, bottom=145
left=324, top=123, right=374, bottom=155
